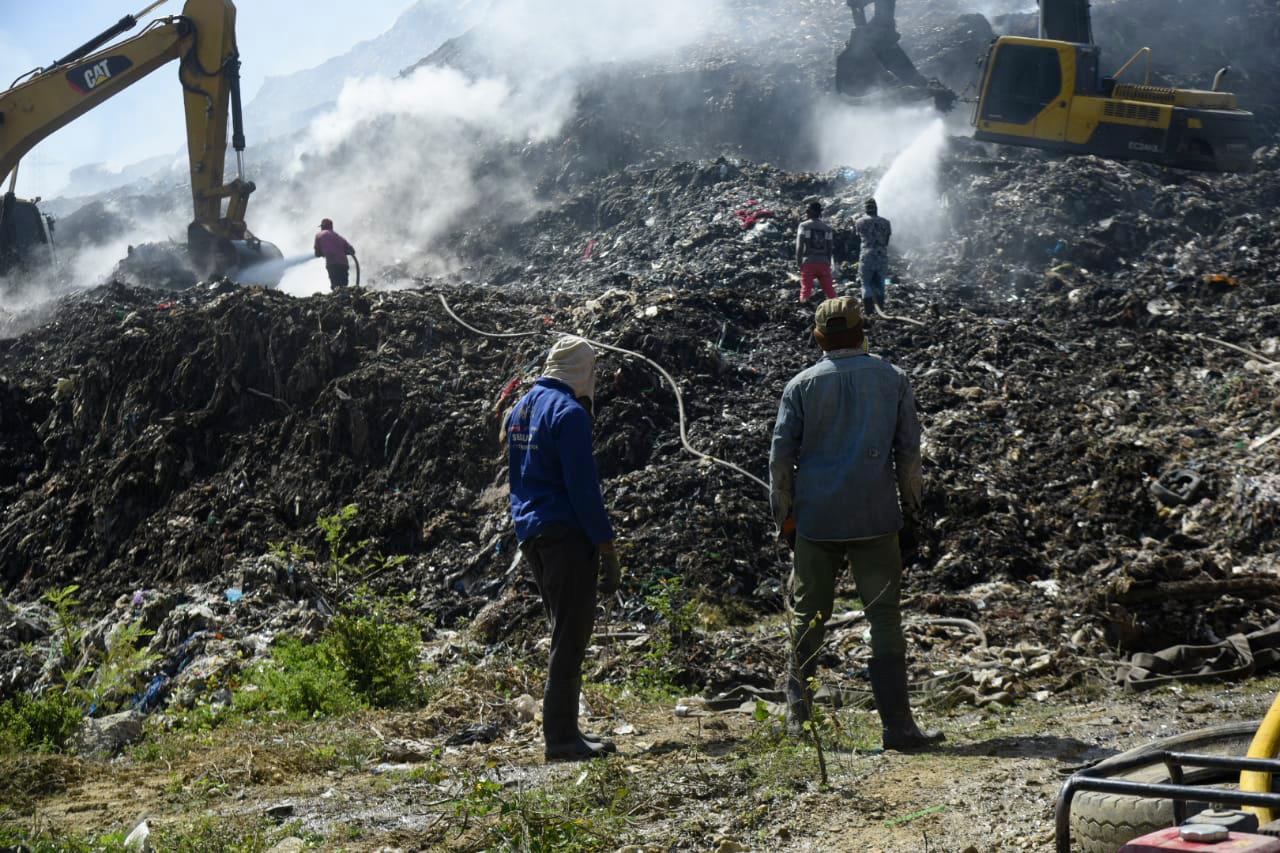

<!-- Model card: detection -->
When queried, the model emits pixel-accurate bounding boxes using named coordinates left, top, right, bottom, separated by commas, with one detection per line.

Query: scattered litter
left=123, top=820, right=150, bottom=852
left=513, top=694, right=539, bottom=721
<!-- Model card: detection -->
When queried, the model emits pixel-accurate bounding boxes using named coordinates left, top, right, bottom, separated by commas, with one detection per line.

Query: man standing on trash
left=796, top=200, right=839, bottom=303
left=507, top=337, right=622, bottom=762
left=314, top=218, right=356, bottom=290
left=769, top=297, right=943, bottom=751
left=854, top=198, right=892, bottom=316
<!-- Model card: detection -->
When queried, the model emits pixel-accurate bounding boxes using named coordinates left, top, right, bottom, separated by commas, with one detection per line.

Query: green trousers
left=790, top=533, right=905, bottom=674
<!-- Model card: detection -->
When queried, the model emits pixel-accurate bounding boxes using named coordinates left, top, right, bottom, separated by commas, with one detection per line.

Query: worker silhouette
left=854, top=198, right=892, bottom=316
left=315, top=218, right=356, bottom=290
left=796, top=200, right=838, bottom=303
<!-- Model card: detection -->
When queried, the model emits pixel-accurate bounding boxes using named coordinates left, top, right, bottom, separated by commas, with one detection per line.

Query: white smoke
left=971, top=0, right=1038, bottom=20
left=480, top=0, right=721, bottom=75
left=253, top=0, right=726, bottom=294
left=0, top=202, right=180, bottom=337
left=813, top=99, right=940, bottom=171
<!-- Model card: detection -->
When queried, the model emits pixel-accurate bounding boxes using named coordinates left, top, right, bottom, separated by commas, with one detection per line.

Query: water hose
left=353, top=254, right=361, bottom=288
left=434, top=292, right=768, bottom=493
left=1241, top=692, right=1280, bottom=823
left=875, top=304, right=925, bottom=327
left=437, top=292, right=931, bottom=620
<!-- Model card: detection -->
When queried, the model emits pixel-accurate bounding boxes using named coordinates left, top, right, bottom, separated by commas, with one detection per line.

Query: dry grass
left=0, top=754, right=85, bottom=814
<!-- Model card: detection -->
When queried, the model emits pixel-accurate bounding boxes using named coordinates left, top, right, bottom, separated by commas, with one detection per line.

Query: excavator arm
left=1038, top=0, right=1093, bottom=44
left=837, top=0, right=958, bottom=111
left=0, top=0, right=276, bottom=277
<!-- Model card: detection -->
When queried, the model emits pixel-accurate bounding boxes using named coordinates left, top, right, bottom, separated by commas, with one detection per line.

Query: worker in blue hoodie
left=507, top=337, right=622, bottom=762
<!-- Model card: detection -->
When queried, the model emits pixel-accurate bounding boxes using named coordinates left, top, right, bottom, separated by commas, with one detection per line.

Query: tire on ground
left=1069, top=721, right=1264, bottom=853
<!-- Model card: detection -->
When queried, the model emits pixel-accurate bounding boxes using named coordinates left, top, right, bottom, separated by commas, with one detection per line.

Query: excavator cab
left=973, top=0, right=1255, bottom=172
left=0, top=192, right=55, bottom=277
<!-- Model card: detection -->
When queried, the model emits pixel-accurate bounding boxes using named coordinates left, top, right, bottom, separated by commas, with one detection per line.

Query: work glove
left=598, top=547, right=622, bottom=597
left=780, top=517, right=797, bottom=551
left=898, top=517, right=921, bottom=563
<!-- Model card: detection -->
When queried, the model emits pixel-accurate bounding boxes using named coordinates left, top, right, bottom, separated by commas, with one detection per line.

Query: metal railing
left=1055, top=751, right=1280, bottom=852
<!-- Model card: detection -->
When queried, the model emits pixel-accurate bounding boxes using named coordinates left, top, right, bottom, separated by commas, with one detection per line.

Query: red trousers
left=800, top=262, right=837, bottom=302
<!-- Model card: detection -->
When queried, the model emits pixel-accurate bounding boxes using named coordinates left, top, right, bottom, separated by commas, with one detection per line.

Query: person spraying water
left=314, top=218, right=358, bottom=290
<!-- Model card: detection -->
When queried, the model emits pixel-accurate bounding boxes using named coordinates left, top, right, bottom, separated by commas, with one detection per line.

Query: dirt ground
left=6, top=649, right=1279, bottom=853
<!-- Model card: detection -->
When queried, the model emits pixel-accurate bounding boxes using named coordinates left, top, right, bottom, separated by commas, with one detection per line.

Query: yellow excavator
left=972, top=0, right=1256, bottom=172
left=0, top=0, right=281, bottom=280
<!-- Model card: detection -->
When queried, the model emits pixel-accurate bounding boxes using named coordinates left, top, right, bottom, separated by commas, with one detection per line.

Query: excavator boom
left=0, top=0, right=279, bottom=280
left=1039, top=0, right=1093, bottom=44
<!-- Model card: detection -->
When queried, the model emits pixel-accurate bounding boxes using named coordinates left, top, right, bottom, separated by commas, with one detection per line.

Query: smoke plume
left=254, top=0, right=726, bottom=295
left=812, top=100, right=941, bottom=173
left=0, top=201, right=181, bottom=337
left=810, top=99, right=953, bottom=253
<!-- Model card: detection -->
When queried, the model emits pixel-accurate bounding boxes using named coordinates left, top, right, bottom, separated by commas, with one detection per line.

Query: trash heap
left=4, top=0, right=1280, bottom=711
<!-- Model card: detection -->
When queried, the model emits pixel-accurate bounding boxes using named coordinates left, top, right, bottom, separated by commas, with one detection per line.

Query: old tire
left=1069, top=721, right=1264, bottom=853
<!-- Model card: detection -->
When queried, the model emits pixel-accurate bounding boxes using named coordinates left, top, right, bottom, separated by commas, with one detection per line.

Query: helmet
left=320, top=218, right=334, bottom=230
left=864, top=198, right=878, bottom=214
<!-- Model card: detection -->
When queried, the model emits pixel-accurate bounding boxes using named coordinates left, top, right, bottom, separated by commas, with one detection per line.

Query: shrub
left=0, top=691, right=83, bottom=753
left=238, top=637, right=363, bottom=720
left=634, top=576, right=700, bottom=691
left=87, top=619, right=161, bottom=713
left=238, top=598, right=423, bottom=719
left=328, top=593, right=423, bottom=709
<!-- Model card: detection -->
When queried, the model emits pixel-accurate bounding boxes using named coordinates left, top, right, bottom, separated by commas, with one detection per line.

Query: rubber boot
left=867, top=656, right=944, bottom=751
left=784, top=660, right=814, bottom=739
left=543, top=677, right=613, bottom=761
left=544, top=716, right=606, bottom=762
left=577, top=727, right=617, bottom=752
left=566, top=675, right=616, bottom=753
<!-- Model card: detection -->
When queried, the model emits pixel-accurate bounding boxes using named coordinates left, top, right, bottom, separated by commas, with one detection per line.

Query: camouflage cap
left=814, top=297, right=863, bottom=333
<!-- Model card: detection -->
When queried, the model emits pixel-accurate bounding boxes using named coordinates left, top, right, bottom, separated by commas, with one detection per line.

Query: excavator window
left=981, top=44, right=1063, bottom=125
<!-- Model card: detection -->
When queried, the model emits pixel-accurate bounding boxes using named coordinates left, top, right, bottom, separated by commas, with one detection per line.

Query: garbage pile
left=0, top=552, right=329, bottom=723
left=4, top=0, right=1280, bottom=710
left=4, top=142, right=1280, bottom=691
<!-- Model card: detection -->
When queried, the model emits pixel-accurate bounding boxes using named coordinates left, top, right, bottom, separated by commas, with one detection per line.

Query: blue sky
left=1, top=0, right=416, bottom=194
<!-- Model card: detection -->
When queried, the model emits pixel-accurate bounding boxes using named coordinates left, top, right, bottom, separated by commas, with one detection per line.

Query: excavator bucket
left=187, top=223, right=284, bottom=286
left=225, top=239, right=285, bottom=286
left=113, top=236, right=286, bottom=290
left=836, top=0, right=958, bottom=112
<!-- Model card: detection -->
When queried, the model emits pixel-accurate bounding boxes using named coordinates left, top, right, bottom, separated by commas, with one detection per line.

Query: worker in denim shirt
left=769, top=296, right=942, bottom=751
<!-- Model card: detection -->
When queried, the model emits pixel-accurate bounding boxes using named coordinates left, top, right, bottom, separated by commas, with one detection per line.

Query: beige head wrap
left=543, top=336, right=597, bottom=401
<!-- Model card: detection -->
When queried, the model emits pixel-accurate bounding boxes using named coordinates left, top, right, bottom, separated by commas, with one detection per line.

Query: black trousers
left=327, top=264, right=350, bottom=289
left=521, top=526, right=598, bottom=736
